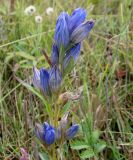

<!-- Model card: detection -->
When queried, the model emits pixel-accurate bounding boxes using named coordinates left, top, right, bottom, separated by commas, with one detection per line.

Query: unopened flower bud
left=66, top=124, right=79, bottom=139
left=35, top=123, right=44, bottom=142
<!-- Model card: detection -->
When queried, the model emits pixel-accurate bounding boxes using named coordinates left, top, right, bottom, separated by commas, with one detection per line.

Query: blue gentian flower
left=40, top=68, right=51, bottom=96
left=66, top=124, right=79, bottom=139
left=35, top=121, right=79, bottom=145
left=63, top=43, right=81, bottom=70
left=54, top=12, right=69, bottom=49
left=35, top=122, right=56, bottom=146
left=51, top=44, right=59, bottom=65
left=43, top=122, right=56, bottom=145
left=56, top=113, right=79, bottom=141
left=53, top=8, right=94, bottom=73
left=69, top=8, right=86, bottom=34
left=70, top=20, right=95, bottom=44
left=55, top=124, right=79, bottom=141
left=33, top=67, right=62, bottom=96
left=49, top=66, right=62, bottom=92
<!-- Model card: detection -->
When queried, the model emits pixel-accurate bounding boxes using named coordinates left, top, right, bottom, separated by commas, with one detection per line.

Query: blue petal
left=62, top=53, right=72, bottom=71
left=32, top=67, right=40, bottom=89
left=49, top=66, right=62, bottom=91
left=43, top=122, right=50, bottom=131
left=44, top=129, right=55, bottom=145
left=43, top=122, right=54, bottom=131
left=69, top=8, right=86, bottom=34
left=54, top=12, right=69, bottom=49
left=71, top=43, right=81, bottom=61
left=51, top=44, right=59, bottom=65
left=66, top=124, right=79, bottom=139
left=63, top=43, right=81, bottom=70
left=40, top=68, right=51, bottom=96
left=70, top=20, right=95, bottom=44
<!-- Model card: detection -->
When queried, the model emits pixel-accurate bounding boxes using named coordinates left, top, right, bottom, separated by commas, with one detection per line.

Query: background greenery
left=0, top=0, right=132, bottom=159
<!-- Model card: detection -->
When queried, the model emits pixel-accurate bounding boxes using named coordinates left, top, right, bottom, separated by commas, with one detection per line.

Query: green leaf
left=92, top=130, right=100, bottom=143
left=6, top=51, right=35, bottom=61
left=80, top=149, right=95, bottom=159
left=16, top=77, right=53, bottom=117
left=39, top=152, right=49, bottom=160
left=71, top=140, right=89, bottom=150
left=61, top=101, right=71, bottom=115
left=95, top=141, right=106, bottom=153
left=5, top=54, right=14, bottom=63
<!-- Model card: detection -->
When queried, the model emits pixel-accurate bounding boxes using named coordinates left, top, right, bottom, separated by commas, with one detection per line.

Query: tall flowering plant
left=32, top=8, right=94, bottom=159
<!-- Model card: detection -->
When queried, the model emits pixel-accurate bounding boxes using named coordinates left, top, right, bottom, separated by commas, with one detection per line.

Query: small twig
left=41, top=49, right=52, bottom=66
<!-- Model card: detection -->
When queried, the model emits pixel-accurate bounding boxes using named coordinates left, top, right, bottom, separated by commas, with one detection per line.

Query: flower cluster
left=33, top=8, right=94, bottom=97
left=35, top=114, right=79, bottom=146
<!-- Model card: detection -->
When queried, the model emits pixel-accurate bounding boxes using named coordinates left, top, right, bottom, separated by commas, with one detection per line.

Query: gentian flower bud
left=69, top=8, right=86, bottom=33
left=55, top=113, right=69, bottom=140
left=35, top=123, right=44, bottom=142
left=20, top=148, right=29, bottom=160
left=51, top=44, right=59, bottom=65
left=71, top=20, right=95, bottom=44
left=43, top=122, right=55, bottom=145
left=63, top=43, right=81, bottom=70
left=60, top=112, right=69, bottom=128
left=66, top=124, right=79, bottom=139
left=40, top=68, right=51, bottom=96
left=54, top=12, right=69, bottom=49
left=33, top=67, right=40, bottom=89
left=49, top=66, right=62, bottom=92
left=35, top=122, right=56, bottom=146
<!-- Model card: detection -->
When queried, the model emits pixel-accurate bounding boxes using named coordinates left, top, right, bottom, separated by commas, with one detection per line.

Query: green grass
left=0, top=0, right=133, bottom=159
